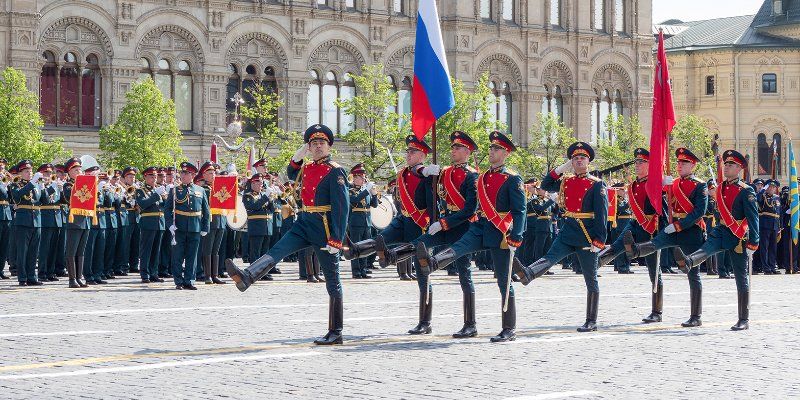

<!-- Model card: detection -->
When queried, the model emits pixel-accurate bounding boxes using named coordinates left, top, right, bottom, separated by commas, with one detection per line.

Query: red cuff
left=289, top=159, right=303, bottom=170
left=746, top=243, right=758, bottom=251
left=592, top=239, right=606, bottom=250
left=674, top=221, right=682, bottom=232
left=439, top=218, right=449, bottom=231
left=549, top=169, right=561, bottom=180
left=327, top=239, right=343, bottom=249
left=507, top=238, right=522, bottom=248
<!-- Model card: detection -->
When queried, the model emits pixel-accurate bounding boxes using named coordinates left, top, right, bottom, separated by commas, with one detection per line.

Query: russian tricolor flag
left=411, top=0, right=455, bottom=140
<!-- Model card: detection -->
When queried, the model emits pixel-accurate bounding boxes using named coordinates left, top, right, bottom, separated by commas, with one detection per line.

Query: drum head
left=370, top=195, right=396, bottom=230
left=226, top=196, right=248, bottom=231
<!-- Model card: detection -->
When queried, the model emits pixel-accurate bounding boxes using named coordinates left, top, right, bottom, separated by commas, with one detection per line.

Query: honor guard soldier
left=62, top=157, right=89, bottom=288
left=199, top=162, right=227, bottom=284
left=0, top=158, right=11, bottom=279
left=227, top=124, right=350, bottom=345
left=347, top=163, right=379, bottom=279
left=758, top=179, right=781, bottom=274
left=673, top=150, right=759, bottom=330
left=137, top=166, right=167, bottom=283
left=242, top=174, right=275, bottom=282
left=598, top=148, right=667, bottom=323
left=513, top=141, right=608, bottom=332
left=11, top=160, right=44, bottom=286
left=414, top=131, right=524, bottom=342
left=622, top=148, right=708, bottom=328
left=37, top=164, right=62, bottom=282
left=165, top=162, right=210, bottom=290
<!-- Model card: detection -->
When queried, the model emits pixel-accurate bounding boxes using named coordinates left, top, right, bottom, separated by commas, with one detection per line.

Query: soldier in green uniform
left=84, top=167, right=110, bottom=285
left=11, top=160, right=43, bottom=286
left=36, top=164, right=62, bottom=282
left=136, top=166, right=167, bottom=284
left=347, top=163, right=379, bottom=279
left=0, top=158, right=11, bottom=280
left=199, top=162, right=226, bottom=284
left=165, top=162, right=210, bottom=290
left=242, top=173, right=275, bottom=282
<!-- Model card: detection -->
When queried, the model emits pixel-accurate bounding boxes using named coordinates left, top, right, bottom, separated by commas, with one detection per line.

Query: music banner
left=210, top=175, right=238, bottom=216
left=69, top=175, right=99, bottom=224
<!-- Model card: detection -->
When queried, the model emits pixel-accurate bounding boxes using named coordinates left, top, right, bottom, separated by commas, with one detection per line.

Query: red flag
left=68, top=175, right=99, bottom=225
left=209, top=175, right=238, bottom=216
left=646, top=30, right=676, bottom=215
left=210, top=142, right=218, bottom=164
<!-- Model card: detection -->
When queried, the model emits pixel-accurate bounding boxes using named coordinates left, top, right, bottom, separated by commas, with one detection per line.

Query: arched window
left=773, top=133, right=782, bottom=175
left=322, top=71, right=338, bottom=130
left=541, top=85, right=564, bottom=123
left=139, top=58, right=152, bottom=81
left=398, top=76, right=412, bottom=126
left=387, top=76, right=398, bottom=115
left=499, top=82, right=512, bottom=133
left=594, top=0, right=606, bottom=31
left=340, top=73, right=355, bottom=135
left=307, top=70, right=321, bottom=127
left=591, top=89, right=621, bottom=143
left=226, top=64, right=240, bottom=125
left=757, top=133, right=770, bottom=175
left=174, top=60, right=193, bottom=131
left=393, top=0, right=404, bottom=14
left=550, top=0, right=561, bottom=26
left=40, top=51, right=102, bottom=128
left=155, top=59, right=172, bottom=99
left=502, top=0, right=514, bottom=21
left=614, top=0, right=625, bottom=34
left=487, top=81, right=498, bottom=122
left=480, top=0, right=491, bottom=19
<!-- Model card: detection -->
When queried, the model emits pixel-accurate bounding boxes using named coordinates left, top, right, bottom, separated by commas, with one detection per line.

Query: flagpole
left=431, top=122, right=439, bottom=222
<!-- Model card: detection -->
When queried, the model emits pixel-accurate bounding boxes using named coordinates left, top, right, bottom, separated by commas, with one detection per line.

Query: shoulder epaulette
left=327, top=160, right=342, bottom=169
left=586, top=174, right=602, bottom=182
left=738, top=181, right=750, bottom=189
left=505, top=168, right=519, bottom=176
left=465, top=165, right=478, bottom=173
left=692, top=176, right=704, bottom=183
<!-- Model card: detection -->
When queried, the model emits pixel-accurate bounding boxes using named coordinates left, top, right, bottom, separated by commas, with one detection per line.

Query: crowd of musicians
left=0, top=123, right=796, bottom=344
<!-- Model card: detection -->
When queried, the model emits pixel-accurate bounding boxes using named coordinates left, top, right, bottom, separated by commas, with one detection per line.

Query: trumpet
left=0, top=173, right=10, bottom=184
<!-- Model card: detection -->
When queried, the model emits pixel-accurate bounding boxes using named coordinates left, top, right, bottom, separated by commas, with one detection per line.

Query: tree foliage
left=596, top=114, right=645, bottom=180
left=525, top=112, right=576, bottom=177
left=670, top=114, right=716, bottom=179
left=0, top=67, right=68, bottom=165
left=99, top=78, right=185, bottom=171
left=237, top=84, right=303, bottom=173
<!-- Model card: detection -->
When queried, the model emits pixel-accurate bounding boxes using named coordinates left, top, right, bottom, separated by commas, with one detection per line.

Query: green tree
left=336, top=64, right=407, bottom=180
left=99, top=77, right=185, bottom=171
left=527, top=112, right=575, bottom=175
left=237, top=84, right=303, bottom=173
left=0, top=67, right=68, bottom=164
left=670, top=114, right=716, bottom=179
left=596, top=114, right=646, bottom=178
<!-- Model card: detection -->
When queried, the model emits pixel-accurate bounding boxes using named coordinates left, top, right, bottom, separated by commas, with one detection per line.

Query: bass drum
left=370, top=194, right=397, bottom=230
left=226, top=196, right=248, bottom=231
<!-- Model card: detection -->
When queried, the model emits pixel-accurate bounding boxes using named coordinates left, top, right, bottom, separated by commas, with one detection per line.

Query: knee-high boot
left=681, top=287, right=702, bottom=327
left=577, top=292, right=599, bottom=332
left=453, top=292, right=477, bottom=338
left=314, top=297, right=343, bottom=345
left=408, top=291, right=433, bottom=335
left=226, top=255, right=276, bottom=292
left=731, top=289, right=749, bottom=331
left=642, top=284, right=663, bottom=323
left=67, top=257, right=79, bottom=288
left=512, top=257, right=551, bottom=286
left=203, top=256, right=213, bottom=284
left=211, top=256, right=226, bottom=284
left=490, top=295, right=516, bottom=342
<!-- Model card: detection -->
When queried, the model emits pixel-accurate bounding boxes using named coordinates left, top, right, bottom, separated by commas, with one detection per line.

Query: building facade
left=661, top=0, right=800, bottom=180
left=1, top=0, right=653, bottom=163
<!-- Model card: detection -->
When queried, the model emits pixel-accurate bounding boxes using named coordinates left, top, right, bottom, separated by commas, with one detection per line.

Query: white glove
left=664, top=224, right=677, bottom=234
left=662, top=176, right=675, bottom=186
left=554, top=160, right=573, bottom=175
left=169, top=225, right=177, bottom=235
left=364, top=182, right=375, bottom=193
left=31, top=172, right=43, bottom=182
left=322, top=245, right=340, bottom=254
left=97, top=181, right=107, bottom=191
left=167, top=183, right=174, bottom=190
left=746, top=248, right=756, bottom=258
left=421, top=164, right=441, bottom=177
left=508, top=245, right=518, bottom=253
left=590, top=245, right=602, bottom=253
left=292, top=144, right=309, bottom=162
left=369, top=187, right=378, bottom=196
left=155, top=186, right=167, bottom=196
left=200, top=231, right=208, bottom=237
left=0, top=183, right=6, bottom=191
left=49, top=181, right=58, bottom=191
left=427, top=221, right=443, bottom=235
left=548, top=192, right=558, bottom=201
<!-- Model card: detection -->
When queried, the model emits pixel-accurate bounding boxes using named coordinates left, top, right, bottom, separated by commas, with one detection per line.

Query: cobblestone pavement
left=0, top=261, right=798, bottom=400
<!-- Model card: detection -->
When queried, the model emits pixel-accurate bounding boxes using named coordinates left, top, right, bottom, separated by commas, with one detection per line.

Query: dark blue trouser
left=415, top=231, right=474, bottom=295
left=532, top=231, right=551, bottom=262
left=264, top=226, right=342, bottom=298
left=248, top=235, right=269, bottom=265
left=448, top=226, right=514, bottom=300
left=759, top=229, right=778, bottom=272
left=85, top=228, right=106, bottom=281
left=160, top=229, right=172, bottom=275
left=38, top=227, right=60, bottom=279
left=172, top=231, right=200, bottom=286
left=690, top=230, right=750, bottom=292
left=540, top=236, right=599, bottom=293
left=55, top=226, right=66, bottom=274
left=128, top=223, right=140, bottom=271
left=115, top=225, right=130, bottom=273
left=649, top=230, right=704, bottom=291
left=608, top=222, right=660, bottom=285
left=15, top=226, right=40, bottom=283
left=348, top=225, right=370, bottom=276
left=104, top=227, right=117, bottom=276
left=380, top=219, right=427, bottom=293
left=0, top=220, right=10, bottom=275
left=139, top=229, right=163, bottom=280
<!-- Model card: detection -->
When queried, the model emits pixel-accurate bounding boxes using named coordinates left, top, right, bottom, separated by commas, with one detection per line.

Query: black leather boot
left=453, top=291, right=477, bottom=338
left=681, top=287, right=702, bottom=327
left=417, top=245, right=457, bottom=276
left=212, top=256, right=226, bottom=284
left=623, top=231, right=638, bottom=258
left=374, top=235, right=390, bottom=268
left=67, top=257, right=79, bottom=288
left=342, top=239, right=376, bottom=261
left=397, top=261, right=412, bottom=280
left=226, top=255, right=276, bottom=292
left=642, top=284, right=663, bottom=323
left=304, top=249, right=318, bottom=282
left=490, top=295, right=516, bottom=342
left=674, top=246, right=713, bottom=273
left=203, top=256, right=213, bottom=284
left=598, top=246, right=623, bottom=268
left=385, top=244, right=416, bottom=267
left=313, top=255, right=325, bottom=283
left=407, top=261, right=417, bottom=280
left=513, top=257, right=551, bottom=286
left=408, top=291, right=433, bottom=335
left=76, top=257, right=88, bottom=287
left=577, top=292, right=599, bottom=332
left=314, top=297, right=344, bottom=345
left=731, top=290, right=749, bottom=331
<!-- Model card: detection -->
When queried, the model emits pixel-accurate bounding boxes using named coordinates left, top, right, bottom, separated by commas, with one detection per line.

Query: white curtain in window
left=307, top=82, right=320, bottom=127
left=480, top=0, right=491, bottom=18
left=174, top=75, right=192, bottom=131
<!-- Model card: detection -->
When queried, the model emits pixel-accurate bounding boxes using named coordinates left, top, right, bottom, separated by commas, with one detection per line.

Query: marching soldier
left=347, top=163, right=379, bottom=279
left=136, top=166, right=167, bottom=283
left=226, top=124, right=350, bottom=345
left=37, top=163, right=62, bottom=282
left=199, top=162, right=226, bottom=284
left=622, top=148, right=708, bottom=327
left=242, top=174, right=274, bottom=283
left=11, top=160, right=44, bottom=286
left=0, top=158, right=11, bottom=279
left=673, top=150, right=759, bottom=331
left=165, top=162, right=210, bottom=290
left=415, top=131, right=525, bottom=342
left=758, top=179, right=782, bottom=274
left=598, top=148, right=667, bottom=323
left=513, top=142, right=608, bottom=332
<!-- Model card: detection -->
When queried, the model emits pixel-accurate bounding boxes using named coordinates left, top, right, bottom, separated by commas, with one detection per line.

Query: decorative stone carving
left=476, top=53, right=523, bottom=89
left=136, top=25, right=205, bottom=63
